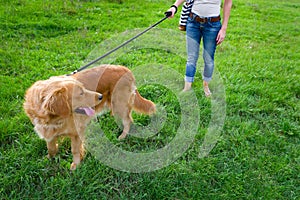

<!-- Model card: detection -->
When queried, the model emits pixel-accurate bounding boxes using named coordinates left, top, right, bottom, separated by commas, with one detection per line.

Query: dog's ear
left=43, top=87, right=71, bottom=117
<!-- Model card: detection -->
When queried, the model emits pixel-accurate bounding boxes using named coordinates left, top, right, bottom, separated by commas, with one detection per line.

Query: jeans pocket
left=208, top=21, right=222, bottom=31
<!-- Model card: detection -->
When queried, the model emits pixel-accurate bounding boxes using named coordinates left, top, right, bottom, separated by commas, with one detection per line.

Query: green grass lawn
left=0, top=0, right=299, bottom=199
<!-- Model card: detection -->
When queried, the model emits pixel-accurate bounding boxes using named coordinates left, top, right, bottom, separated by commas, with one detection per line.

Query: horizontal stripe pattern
left=179, top=0, right=194, bottom=26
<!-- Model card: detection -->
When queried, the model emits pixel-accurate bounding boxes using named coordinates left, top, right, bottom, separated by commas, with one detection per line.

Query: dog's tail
left=133, top=90, right=156, bottom=115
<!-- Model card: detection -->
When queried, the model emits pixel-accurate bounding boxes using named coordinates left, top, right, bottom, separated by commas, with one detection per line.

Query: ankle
left=203, top=81, right=209, bottom=87
left=183, top=82, right=192, bottom=91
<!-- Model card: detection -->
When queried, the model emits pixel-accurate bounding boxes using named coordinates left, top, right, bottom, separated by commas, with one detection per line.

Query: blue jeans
left=185, top=14, right=222, bottom=83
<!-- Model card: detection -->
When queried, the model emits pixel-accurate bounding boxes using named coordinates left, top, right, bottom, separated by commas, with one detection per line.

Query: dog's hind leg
left=114, top=92, right=135, bottom=140
left=118, top=112, right=133, bottom=140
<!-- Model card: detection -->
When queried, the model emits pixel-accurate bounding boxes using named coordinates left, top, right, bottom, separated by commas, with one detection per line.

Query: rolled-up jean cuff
left=185, top=76, right=194, bottom=82
left=203, top=76, right=212, bottom=82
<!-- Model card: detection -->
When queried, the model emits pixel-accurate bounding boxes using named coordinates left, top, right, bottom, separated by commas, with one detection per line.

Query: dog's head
left=24, top=76, right=102, bottom=120
left=42, top=77, right=103, bottom=117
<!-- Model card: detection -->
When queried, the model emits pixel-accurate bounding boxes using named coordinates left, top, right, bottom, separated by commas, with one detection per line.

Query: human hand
left=216, top=28, right=226, bottom=45
left=166, top=5, right=177, bottom=18
left=165, top=11, right=173, bottom=18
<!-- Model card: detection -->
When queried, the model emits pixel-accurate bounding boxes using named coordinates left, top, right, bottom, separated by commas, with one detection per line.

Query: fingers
left=216, top=36, right=223, bottom=45
left=167, top=7, right=176, bottom=18
left=165, top=11, right=173, bottom=18
left=216, top=30, right=226, bottom=45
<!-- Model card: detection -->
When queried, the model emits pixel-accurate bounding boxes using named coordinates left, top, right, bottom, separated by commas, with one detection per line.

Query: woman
left=168, top=0, right=232, bottom=96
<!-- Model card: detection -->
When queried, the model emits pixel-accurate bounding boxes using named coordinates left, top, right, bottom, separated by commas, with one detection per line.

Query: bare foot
left=182, top=82, right=192, bottom=92
left=203, top=81, right=212, bottom=97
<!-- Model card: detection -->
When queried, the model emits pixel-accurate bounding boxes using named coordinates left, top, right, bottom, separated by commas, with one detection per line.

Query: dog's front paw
left=46, top=143, right=58, bottom=158
left=46, top=154, right=55, bottom=159
left=118, top=133, right=127, bottom=140
left=70, top=162, right=77, bottom=170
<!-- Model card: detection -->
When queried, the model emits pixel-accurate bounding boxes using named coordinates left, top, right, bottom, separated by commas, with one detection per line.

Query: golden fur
left=72, top=65, right=156, bottom=139
left=24, top=76, right=103, bottom=170
left=23, top=65, right=156, bottom=170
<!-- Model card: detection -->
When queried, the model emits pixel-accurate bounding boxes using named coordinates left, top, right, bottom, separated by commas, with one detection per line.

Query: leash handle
left=165, top=11, right=173, bottom=18
left=69, top=13, right=170, bottom=75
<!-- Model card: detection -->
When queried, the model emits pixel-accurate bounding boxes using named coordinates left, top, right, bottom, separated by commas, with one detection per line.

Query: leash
left=69, top=11, right=172, bottom=75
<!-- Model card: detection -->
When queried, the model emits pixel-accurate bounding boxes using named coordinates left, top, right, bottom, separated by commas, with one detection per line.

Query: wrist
left=221, top=22, right=228, bottom=30
left=171, top=5, right=178, bottom=14
left=221, top=26, right=227, bottom=30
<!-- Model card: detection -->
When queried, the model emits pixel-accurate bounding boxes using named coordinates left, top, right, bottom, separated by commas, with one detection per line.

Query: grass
left=0, top=0, right=299, bottom=199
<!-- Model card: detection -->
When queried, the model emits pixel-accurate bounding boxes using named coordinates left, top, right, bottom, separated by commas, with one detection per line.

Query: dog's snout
left=98, top=94, right=103, bottom=101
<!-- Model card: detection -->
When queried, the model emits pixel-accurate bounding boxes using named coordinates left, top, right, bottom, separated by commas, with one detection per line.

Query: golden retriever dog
left=23, top=64, right=156, bottom=170
left=24, top=76, right=103, bottom=170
